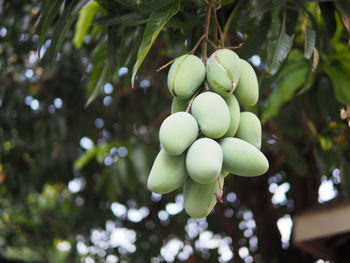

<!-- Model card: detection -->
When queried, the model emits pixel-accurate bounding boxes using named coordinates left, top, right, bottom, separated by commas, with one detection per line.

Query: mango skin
left=235, top=59, right=259, bottom=106
left=220, top=138, right=268, bottom=176
left=224, top=95, right=240, bottom=137
left=186, top=138, right=223, bottom=184
left=236, top=112, right=262, bottom=149
left=206, top=49, right=241, bottom=97
left=184, top=175, right=224, bottom=218
left=171, top=97, right=189, bottom=114
left=167, top=54, right=205, bottom=99
left=191, top=92, right=230, bottom=138
left=147, top=149, right=187, bottom=194
left=159, top=112, right=198, bottom=156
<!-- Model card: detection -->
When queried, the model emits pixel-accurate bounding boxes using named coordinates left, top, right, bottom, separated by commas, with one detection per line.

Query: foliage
left=1, top=0, right=350, bottom=262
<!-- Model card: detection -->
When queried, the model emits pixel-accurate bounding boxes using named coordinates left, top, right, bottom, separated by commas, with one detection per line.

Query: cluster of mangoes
left=147, top=49, right=269, bottom=218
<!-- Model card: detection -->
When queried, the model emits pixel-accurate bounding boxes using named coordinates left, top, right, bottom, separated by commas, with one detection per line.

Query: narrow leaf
left=86, top=64, right=109, bottom=107
left=131, top=0, right=180, bottom=88
left=324, top=64, right=350, bottom=105
left=95, top=13, right=147, bottom=26
left=267, top=32, right=294, bottom=75
left=73, top=1, right=104, bottom=49
left=335, top=0, right=350, bottom=35
left=249, top=0, right=288, bottom=18
left=304, top=28, right=316, bottom=59
left=262, top=63, right=308, bottom=123
left=74, top=148, right=98, bottom=170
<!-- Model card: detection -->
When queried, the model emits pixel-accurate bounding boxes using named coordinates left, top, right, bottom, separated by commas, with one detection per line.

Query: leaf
left=74, top=148, right=98, bottom=170
left=335, top=0, right=350, bottom=35
left=324, top=64, right=350, bottom=105
left=73, top=1, right=104, bottom=49
left=249, top=0, right=288, bottom=18
left=95, top=12, right=148, bottom=26
left=304, top=28, right=316, bottom=59
left=36, top=0, right=62, bottom=47
left=319, top=2, right=336, bottom=39
left=137, top=0, right=177, bottom=11
left=262, top=63, right=308, bottom=123
left=44, top=0, right=90, bottom=65
left=266, top=32, right=294, bottom=75
left=131, top=0, right=180, bottom=88
left=86, top=64, right=109, bottom=107
left=238, top=13, right=272, bottom=59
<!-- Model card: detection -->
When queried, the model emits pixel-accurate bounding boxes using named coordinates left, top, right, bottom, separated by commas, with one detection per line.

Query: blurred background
left=1, top=0, right=350, bottom=262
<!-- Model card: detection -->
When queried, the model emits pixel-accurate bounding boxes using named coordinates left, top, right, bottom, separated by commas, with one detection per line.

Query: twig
left=213, top=7, right=224, bottom=47
left=189, top=34, right=206, bottom=54
left=156, top=58, right=177, bottom=72
left=186, top=91, right=199, bottom=112
left=224, top=42, right=245, bottom=50
left=215, top=177, right=224, bottom=203
left=202, top=5, right=212, bottom=63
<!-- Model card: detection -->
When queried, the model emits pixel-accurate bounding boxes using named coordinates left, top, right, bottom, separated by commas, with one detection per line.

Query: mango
left=235, top=59, right=259, bottom=106
left=206, top=49, right=241, bottom=97
left=159, top=112, right=198, bottom=155
left=186, top=138, right=223, bottom=184
left=191, top=92, right=230, bottom=138
left=236, top=112, right=262, bottom=149
left=171, top=97, right=189, bottom=114
left=167, top=54, right=205, bottom=99
left=184, top=175, right=224, bottom=218
left=224, top=95, right=240, bottom=137
left=220, top=138, right=268, bottom=176
left=147, top=149, right=187, bottom=194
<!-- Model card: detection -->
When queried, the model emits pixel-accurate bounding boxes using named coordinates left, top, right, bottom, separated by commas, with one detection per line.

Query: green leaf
left=95, top=12, right=147, bottom=26
left=73, top=1, right=104, bottom=49
left=304, top=28, right=316, bottom=59
left=319, top=2, right=336, bottom=39
left=86, top=64, right=109, bottom=107
left=131, top=0, right=180, bottom=88
left=36, top=0, right=62, bottom=47
left=238, top=13, right=272, bottom=59
left=249, top=0, right=288, bottom=18
left=262, top=63, right=308, bottom=123
left=324, top=64, right=350, bottom=105
left=335, top=0, right=350, bottom=35
left=74, top=148, right=97, bottom=170
left=137, top=0, right=177, bottom=11
left=266, top=31, right=294, bottom=75
left=45, top=0, right=90, bottom=65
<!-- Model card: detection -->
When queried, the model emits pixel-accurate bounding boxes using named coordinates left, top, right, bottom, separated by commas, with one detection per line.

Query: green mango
left=147, top=149, right=187, bottom=194
left=159, top=112, right=198, bottom=155
left=191, top=92, right=230, bottom=138
left=167, top=54, right=206, bottom=99
left=184, top=175, right=224, bottom=218
left=224, top=94, right=240, bottom=137
left=186, top=138, right=223, bottom=184
left=220, top=137, right=268, bottom=176
left=206, top=49, right=241, bottom=97
left=171, top=97, right=189, bottom=114
left=235, top=59, right=259, bottom=106
left=236, top=111, right=262, bottom=149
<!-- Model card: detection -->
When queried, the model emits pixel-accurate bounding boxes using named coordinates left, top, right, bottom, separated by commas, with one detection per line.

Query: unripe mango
left=220, top=138, right=268, bottom=176
left=186, top=138, right=223, bottom=184
left=206, top=49, right=241, bottom=97
left=236, top=112, right=262, bottom=149
left=184, top=175, right=224, bottom=218
left=167, top=54, right=205, bottom=99
left=147, top=149, right=187, bottom=194
left=224, top=95, right=240, bottom=137
left=235, top=59, right=259, bottom=106
left=171, top=97, right=189, bottom=114
left=191, top=92, right=230, bottom=138
left=159, top=112, right=198, bottom=155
